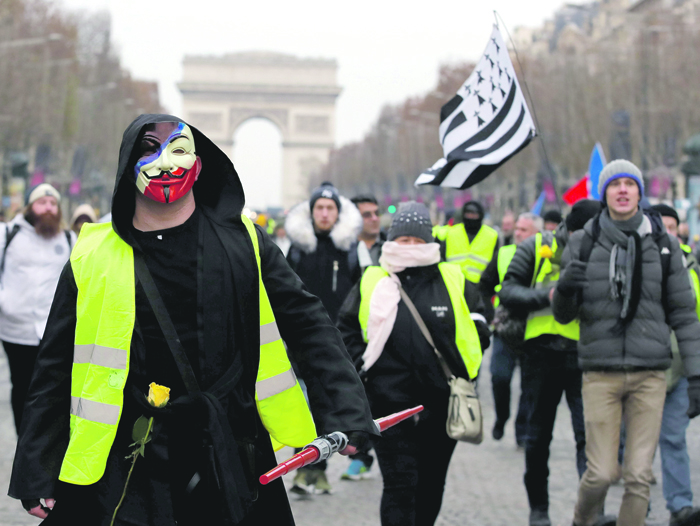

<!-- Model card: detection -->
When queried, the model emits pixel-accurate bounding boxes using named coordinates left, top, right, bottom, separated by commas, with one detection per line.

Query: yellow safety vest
left=432, top=224, right=450, bottom=242
left=493, top=244, right=517, bottom=308
left=524, top=233, right=579, bottom=341
left=357, top=264, right=482, bottom=379
left=59, top=217, right=316, bottom=485
left=681, top=244, right=700, bottom=320
left=444, top=224, right=498, bottom=284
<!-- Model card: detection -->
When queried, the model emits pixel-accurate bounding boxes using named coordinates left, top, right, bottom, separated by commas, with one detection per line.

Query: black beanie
left=387, top=202, right=434, bottom=243
left=543, top=210, right=563, bottom=225
left=310, top=182, right=341, bottom=212
left=462, top=200, right=484, bottom=221
left=651, top=203, right=679, bottom=226
left=565, top=199, right=602, bottom=232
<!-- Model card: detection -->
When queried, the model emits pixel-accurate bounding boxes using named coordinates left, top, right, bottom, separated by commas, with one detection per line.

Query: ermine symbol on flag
left=415, top=25, right=537, bottom=190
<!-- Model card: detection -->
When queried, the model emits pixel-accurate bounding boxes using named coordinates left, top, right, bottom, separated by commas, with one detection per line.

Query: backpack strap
left=577, top=213, right=601, bottom=264
left=1, top=224, right=21, bottom=278
left=655, top=233, right=672, bottom=321
left=64, top=229, right=73, bottom=251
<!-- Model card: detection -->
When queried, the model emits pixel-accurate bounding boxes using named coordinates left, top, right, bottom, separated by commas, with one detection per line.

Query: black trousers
left=489, top=334, right=529, bottom=443
left=521, top=347, right=586, bottom=512
left=2, top=341, right=40, bottom=433
left=373, top=407, right=457, bottom=526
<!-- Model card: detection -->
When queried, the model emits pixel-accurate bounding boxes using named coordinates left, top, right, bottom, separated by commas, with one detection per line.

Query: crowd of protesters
left=1, top=124, right=699, bottom=526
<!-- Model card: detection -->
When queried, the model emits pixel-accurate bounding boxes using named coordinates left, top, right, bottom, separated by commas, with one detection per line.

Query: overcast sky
left=61, top=0, right=571, bottom=209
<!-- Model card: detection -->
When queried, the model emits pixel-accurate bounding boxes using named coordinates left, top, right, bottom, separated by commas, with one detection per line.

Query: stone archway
left=178, top=51, right=341, bottom=209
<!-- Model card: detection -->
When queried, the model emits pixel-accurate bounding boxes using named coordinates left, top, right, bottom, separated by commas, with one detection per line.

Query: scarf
left=598, top=208, right=651, bottom=327
left=360, top=242, right=441, bottom=371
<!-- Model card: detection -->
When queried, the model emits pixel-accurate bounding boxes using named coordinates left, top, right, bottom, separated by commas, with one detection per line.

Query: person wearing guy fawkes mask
left=441, top=200, right=499, bottom=284
left=8, top=115, right=376, bottom=525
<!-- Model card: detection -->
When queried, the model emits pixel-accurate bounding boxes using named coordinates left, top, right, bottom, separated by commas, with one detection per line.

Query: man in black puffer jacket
left=285, top=182, right=363, bottom=495
left=499, top=199, right=601, bottom=526
left=286, top=182, right=362, bottom=322
left=553, top=160, right=700, bottom=526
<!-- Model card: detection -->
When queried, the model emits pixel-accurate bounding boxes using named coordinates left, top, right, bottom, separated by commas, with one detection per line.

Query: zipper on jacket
left=332, top=260, right=338, bottom=292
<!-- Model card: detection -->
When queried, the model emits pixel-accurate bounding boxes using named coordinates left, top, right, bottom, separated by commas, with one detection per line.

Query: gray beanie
left=598, top=159, right=644, bottom=201
left=310, top=182, right=341, bottom=212
left=387, top=202, right=434, bottom=243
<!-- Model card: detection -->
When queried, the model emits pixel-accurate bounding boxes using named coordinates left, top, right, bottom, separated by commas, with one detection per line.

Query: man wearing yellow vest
left=8, top=114, right=376, bottom=525
left=649, top=204, right=700, bottom=526
left=499, top=199, right=601, bottom=526
left=440, top=200, right=499, bottom=284
left=479, top=212, right=541, bottom=446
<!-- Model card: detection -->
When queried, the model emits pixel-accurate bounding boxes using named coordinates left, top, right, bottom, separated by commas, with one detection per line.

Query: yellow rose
left=539, top=245, right=553, bottom=259
left=147, top=383, right=170, bottom=408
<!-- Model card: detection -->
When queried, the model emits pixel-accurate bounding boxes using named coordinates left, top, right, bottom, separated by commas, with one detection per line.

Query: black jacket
left=285, top=196, right=363, bottom=323
left=348, top=231, right=387, bottom=274
left=479, top=245, right=504, bottom=324
left=337, top=264, right=490, bottom=421
left=287, top=234, right=360, bottom=323
left=9, top=114, right=376, bottom=525
left=499, top=230, right=577, bottom=352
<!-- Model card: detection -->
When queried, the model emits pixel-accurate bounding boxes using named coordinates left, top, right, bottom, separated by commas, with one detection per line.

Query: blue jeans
left=659, top=377, right=693, bottom=513
left=489, top=335, right=529, bottom=443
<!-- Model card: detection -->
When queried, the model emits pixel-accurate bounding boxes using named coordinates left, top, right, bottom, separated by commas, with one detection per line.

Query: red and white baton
left=259, top=405, right=424, bottom=485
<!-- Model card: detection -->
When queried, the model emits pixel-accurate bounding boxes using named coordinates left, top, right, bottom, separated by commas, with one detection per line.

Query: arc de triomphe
left=178, top=51, right=341, bottom=209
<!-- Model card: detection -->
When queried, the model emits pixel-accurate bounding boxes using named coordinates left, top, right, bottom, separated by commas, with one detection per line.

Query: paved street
left=0, top=346, right=697, bottom=526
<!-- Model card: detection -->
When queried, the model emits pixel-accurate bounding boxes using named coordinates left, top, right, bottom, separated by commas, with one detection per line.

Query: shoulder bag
left=397, top=285, right=483, bottom=444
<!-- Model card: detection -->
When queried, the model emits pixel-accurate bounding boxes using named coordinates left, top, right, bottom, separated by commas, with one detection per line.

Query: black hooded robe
left=8, top=114, right=376, bottom=525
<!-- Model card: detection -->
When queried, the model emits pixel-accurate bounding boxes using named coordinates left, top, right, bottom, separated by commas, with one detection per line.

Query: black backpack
left=577, top=213, right=672, bottom=317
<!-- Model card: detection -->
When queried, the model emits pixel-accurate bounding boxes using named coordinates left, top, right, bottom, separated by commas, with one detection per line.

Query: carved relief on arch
left=229, top=108, right=289, bottom=137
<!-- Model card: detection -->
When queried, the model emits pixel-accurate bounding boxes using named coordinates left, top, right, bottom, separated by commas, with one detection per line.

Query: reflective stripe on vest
left=444, top=224, right=498, bottom=284
left=524, top=233, right=579, bottom=341
left=240, top=216, right=316, bottom=451
left=358, top=263, right=482, bottom=379
left=493, top=244, right=517, bottom=308
left=60, top=222, right=134, bottom=485
left=60, top=218, right=316, bottom=486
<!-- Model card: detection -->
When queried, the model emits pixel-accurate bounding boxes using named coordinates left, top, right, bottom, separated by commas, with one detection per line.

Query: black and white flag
left=415, top=25, right=536, bottom=189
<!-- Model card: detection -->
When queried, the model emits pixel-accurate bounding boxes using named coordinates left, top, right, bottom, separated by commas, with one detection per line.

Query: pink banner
left=29, top=171, right=45, bottom=187
left=69, top=178, right=81, bottom=196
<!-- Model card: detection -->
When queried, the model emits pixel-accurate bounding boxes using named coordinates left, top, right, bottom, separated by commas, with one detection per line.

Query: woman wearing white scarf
left=338, top=202, right=491, bottom=526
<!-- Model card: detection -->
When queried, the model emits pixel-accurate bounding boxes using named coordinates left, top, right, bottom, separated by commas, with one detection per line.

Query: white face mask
left=134, top=122, right=201, bottom=204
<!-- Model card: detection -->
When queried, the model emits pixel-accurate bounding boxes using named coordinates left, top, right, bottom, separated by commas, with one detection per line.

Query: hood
left=285, top=196, right=362, bottom=253
left=70, top=204, right=97, bottom=226
left=111, top=113, right=245, bottom=242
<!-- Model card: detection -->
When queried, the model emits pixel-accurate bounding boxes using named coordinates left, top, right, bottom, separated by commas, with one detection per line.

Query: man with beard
left=441, top=200, right=499, bottom=284
left=0, top=184, right=75, bottom=434
left=9, top=116, right=375, bottom=525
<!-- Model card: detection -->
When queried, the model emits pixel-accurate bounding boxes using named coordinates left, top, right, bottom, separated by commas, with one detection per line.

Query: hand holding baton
left=259, top=405, right=424, bottom=485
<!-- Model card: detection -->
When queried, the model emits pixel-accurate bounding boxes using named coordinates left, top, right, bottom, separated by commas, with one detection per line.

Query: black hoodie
left=9, top=114, right=376, bottom=525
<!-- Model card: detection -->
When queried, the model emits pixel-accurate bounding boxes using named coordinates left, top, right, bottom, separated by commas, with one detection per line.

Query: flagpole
left=493, top=11, right=563, bottom=213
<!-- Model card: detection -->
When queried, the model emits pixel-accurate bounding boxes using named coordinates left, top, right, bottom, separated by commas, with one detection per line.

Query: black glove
left=687, top=377, right=700, bottom=419
left=557, top=260, right=588, bottom=297
left=346, top=430, right=370, bottom=450
left=475, top=321, right=492, bottom=354
left=21, top=499, right=41, bottom=512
